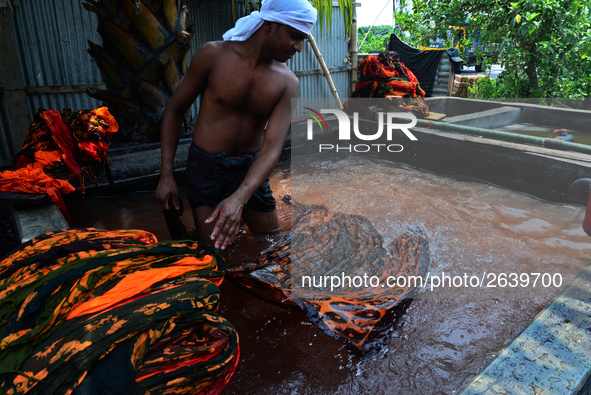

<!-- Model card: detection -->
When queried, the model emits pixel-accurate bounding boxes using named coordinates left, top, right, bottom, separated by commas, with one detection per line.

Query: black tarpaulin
left=387, top=34, right=444, bottom=97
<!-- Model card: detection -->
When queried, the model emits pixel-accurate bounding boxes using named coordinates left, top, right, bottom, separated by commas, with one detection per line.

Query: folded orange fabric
left=66, top=255, right=215, bottom=319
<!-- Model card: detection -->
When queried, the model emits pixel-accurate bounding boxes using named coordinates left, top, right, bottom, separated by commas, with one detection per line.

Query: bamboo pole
left=350, top=2, right=358, bottom=94
left=307, top=33, right=343, bottom=109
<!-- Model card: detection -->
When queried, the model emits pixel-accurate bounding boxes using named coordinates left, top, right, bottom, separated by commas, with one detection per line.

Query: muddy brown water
left=498, top=123, right=591, bottom=146
left=68, top=154, right=591, bottom=394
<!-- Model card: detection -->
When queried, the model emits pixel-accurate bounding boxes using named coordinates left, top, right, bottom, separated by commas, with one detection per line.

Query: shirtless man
left=156, top=0, right=317, bottom=250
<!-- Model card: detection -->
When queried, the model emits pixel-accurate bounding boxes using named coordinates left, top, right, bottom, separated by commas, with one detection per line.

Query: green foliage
left=468, top=78, right=497, bottom=98
left=309, top=0, right=354, bottom=36
left=392, top=0, right=430, bottom=48
left=403, top=0, right=591, bottom=98
left=358, top=25, right=393, bottom=37
left=358, top=25, right=392, bottom=53
left=469, top=75, right=529, bottom=99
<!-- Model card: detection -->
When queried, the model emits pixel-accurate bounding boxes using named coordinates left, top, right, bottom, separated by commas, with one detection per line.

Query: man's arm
left=206, top=73, right=300, bottom=250
left=156, top=42, right=218, bottom=210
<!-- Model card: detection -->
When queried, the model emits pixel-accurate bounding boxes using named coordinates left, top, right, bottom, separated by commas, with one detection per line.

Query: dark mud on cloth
left=228, top=196, right=430, bottom=357
left=0, top=205, right=19, bottom=259
left=0, top=228, right=239, bottom=395
left=387, top=33, right=443, bottom=97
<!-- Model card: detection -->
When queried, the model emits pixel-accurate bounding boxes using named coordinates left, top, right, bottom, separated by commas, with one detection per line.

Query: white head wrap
left=222, top=0, right=318, bottom=41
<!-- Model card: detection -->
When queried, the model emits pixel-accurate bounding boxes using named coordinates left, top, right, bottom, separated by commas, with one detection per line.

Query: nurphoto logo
left=304, top=107, right=418, bottom=153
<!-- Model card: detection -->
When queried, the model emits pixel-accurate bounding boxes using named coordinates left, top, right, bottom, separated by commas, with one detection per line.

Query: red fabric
left=4, top=107, right=119, bottom=225
left=39, top=110, right=85, bottom=193
left=77, top=141, right=108, bottom=161
left=344, top=54, right=429, bottom=117
left=354, top=55, right=425, bottom=98
left=3, top=108, right=119, bottom=226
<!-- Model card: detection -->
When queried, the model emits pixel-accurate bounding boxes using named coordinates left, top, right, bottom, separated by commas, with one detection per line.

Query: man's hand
left=205, top=194, right=245, bottom=250
left=156, top=175, right=180, bottom=211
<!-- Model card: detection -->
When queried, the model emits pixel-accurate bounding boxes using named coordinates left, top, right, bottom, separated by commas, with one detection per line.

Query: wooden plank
left=24, top=84, right=107, bottom=95
left=424, top=112, right=446, bottom=121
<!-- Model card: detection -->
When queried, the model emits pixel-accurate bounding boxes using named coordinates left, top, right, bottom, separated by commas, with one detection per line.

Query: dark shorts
left=186, top=142, right=276, bottom=212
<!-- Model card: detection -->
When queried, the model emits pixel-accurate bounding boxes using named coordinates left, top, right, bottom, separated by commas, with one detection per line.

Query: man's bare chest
left=207, top=66, right=285, bottom=115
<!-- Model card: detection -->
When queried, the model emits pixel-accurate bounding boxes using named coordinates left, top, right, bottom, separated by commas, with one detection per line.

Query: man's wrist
left=233, top=186, right=251, bottom=207
left=159, top=171, right=175, bottom=180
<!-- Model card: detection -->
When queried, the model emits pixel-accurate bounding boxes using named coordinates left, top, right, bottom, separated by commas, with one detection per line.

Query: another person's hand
left=156, top=175, right=179, bottom=211
left=205, top=195, right=244, bottom=250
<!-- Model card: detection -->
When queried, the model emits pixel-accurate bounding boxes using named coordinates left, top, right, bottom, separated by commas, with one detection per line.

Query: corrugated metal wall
left=10, top=0, right=104, bottom=113
left=187, top=0, right=237, bottom=49
left=0, top=0, right=351, bottom=159
left=288, top=9, right=351, bottom=117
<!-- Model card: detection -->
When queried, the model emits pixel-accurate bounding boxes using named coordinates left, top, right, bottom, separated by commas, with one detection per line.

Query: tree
left=357, top=25, right=393, bottom=53
left=391, top=0, right=428, bottom=48
left=406, top=0, right=591, bottom=98
left=84, top=0, right=193, bottom=142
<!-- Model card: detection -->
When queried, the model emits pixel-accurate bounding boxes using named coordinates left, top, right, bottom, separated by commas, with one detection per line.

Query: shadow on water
left=68, top=156, right=591, bottom=394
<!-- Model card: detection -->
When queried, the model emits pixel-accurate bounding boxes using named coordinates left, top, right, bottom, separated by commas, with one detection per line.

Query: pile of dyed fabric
left=0, top=228, right=239, bottom=394
left=0, top=108, right=118, bottom=223
left=345, top=50, right=430, bottom=118
left=228, top=197, right=429, bottom=356
left=386, top=33, right=444, bottom=97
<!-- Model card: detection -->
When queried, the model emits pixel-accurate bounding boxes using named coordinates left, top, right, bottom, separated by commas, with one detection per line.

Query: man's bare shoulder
left=193, top=41, right=226, bottom=59
left=194, top=41, right=259, bottom=66
left=272, top=62, right=300, bottom=92
left=189, top=41, right=245, bottom=74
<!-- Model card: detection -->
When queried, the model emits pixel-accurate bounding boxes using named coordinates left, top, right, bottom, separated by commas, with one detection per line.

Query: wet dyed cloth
left=0, top=166, right=76, bottom=224
left=345, top=51, right=430, bottom=117
left=13, top=107, right=118, bottom=187
left=0, top=228, right=239, bottom=394
left=186, top=142, right=276, bottom=212
left=3, top=107, right=118, bottom=224
left=228, top=196, right=430, bottom=356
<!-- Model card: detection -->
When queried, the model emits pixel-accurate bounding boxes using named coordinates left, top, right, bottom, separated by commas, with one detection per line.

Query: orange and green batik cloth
left=0, top=228, right=239, bottom=395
